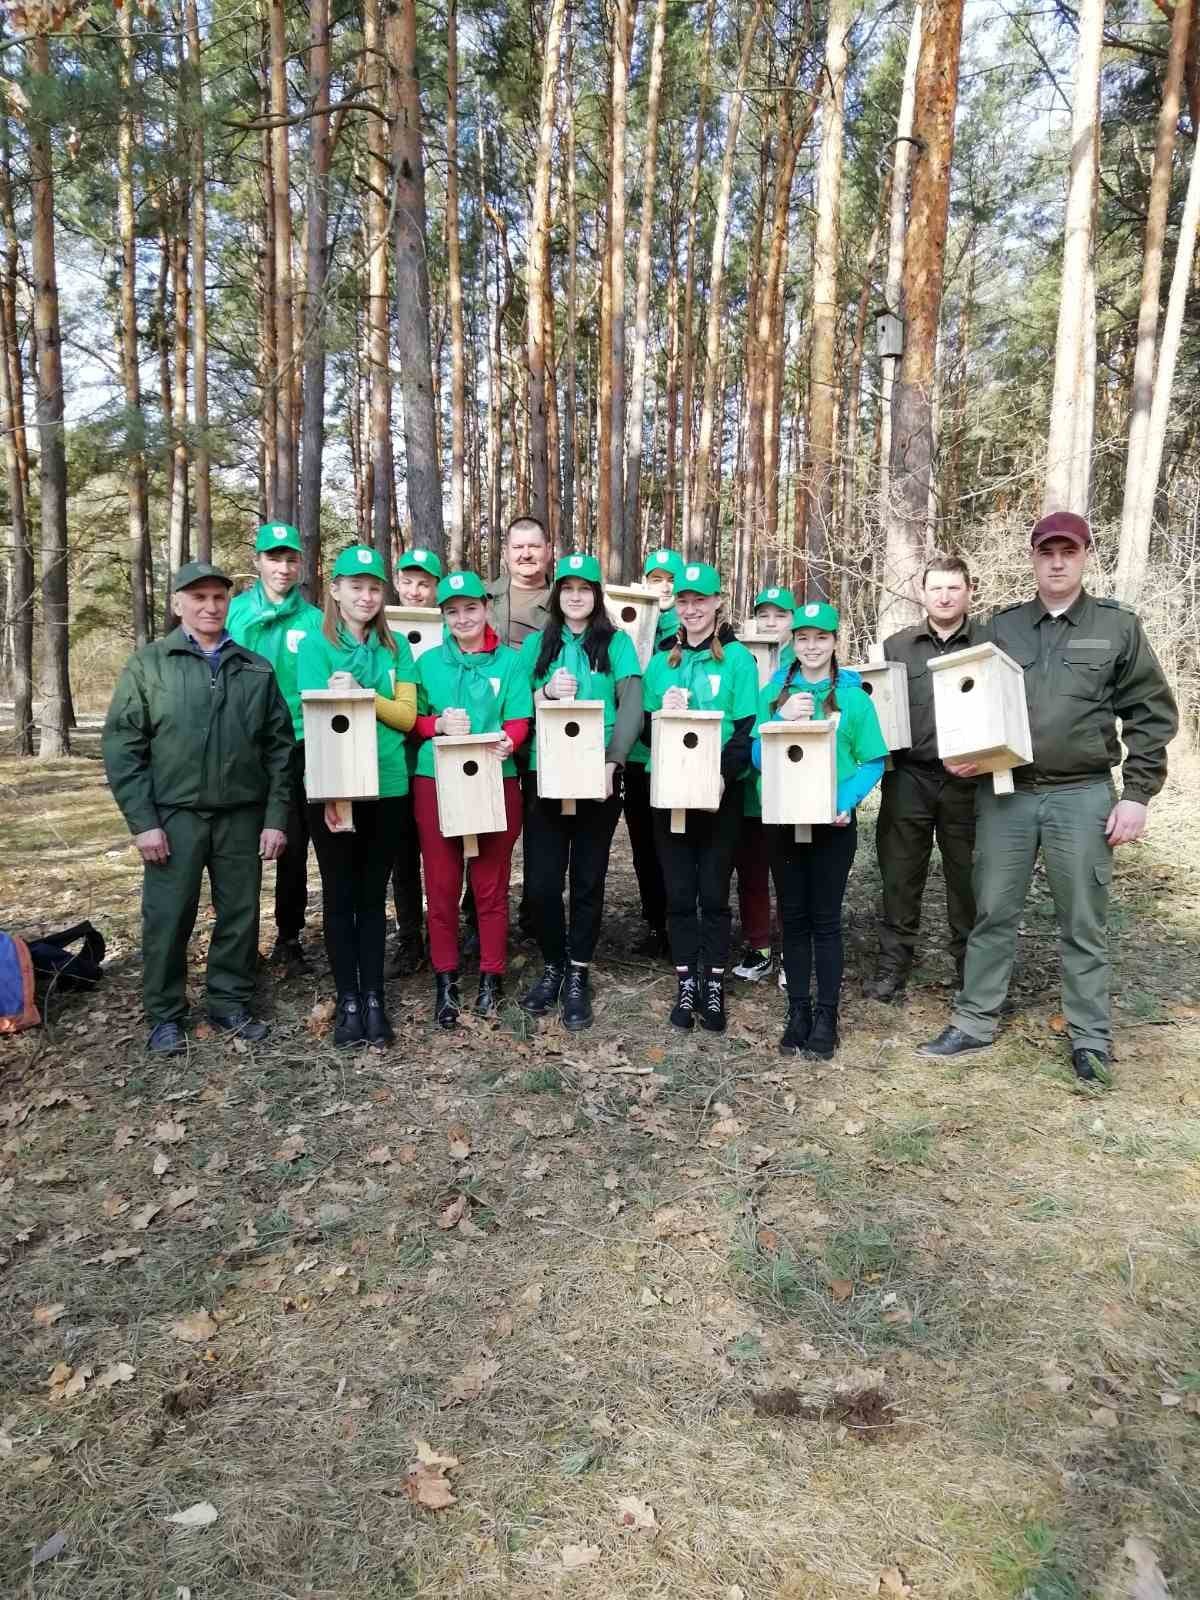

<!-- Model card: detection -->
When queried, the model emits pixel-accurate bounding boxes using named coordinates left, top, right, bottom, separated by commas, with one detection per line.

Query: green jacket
left=486, top=572, right=552, bottom=648
left=882, top=615, right=980, bottom=765
left=415, top=638, right=533, bottom=778
left=981, top=590, right=1178, bottom=803
left=642, top=636, right=759, bottom=782
left=103, top=631, right=294, bottom=835
left=296, top=626, right=417, bottom=799
left=519, top=626, right=643, bottom=771
left=227, top=581, right=323, bottom=740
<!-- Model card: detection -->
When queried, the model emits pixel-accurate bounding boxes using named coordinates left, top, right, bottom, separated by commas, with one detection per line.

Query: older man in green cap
left=103, top=560, right=295, bottom=1055
left=918, top=513, right=1179, bottom=1083
left=227, top=522, right=323, bottom=971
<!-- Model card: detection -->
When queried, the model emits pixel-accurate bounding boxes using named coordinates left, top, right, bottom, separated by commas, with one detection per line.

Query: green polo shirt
left=753, top=672, right=889, bottom=786
left=519, top=627, right=642, bottom=773
left=415, top=640, right=533, bottom=778
left=226, top=582, right=324, bottom=741
left=296, top=627, right=417, bottom=799
left=642, top=639, right=758, bottom=765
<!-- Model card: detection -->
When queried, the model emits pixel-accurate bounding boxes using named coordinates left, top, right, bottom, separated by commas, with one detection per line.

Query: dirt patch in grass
left=2, top=751, right=1199, bottom=1598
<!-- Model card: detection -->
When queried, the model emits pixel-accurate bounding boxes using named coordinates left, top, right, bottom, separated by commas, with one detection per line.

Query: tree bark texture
left=186, top=0, right=211, bottom=561
left=526, top=0, right=567, bottom=530
left=117, top=3, right=152, bottom=646
left=878, top=0, right=922, bottom=519
left=299, top=0, right=331, bottom=597
left=268, top=0, right=296, bottom=522
left=446, top=0, right=467, bottom=565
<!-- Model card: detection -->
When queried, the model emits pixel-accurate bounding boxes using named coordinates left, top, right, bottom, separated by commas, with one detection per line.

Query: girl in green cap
left=412, top=571, right=533, bottom=1027
left=517, top=555, right=644, bottom=1029
left=297, top=546, right=419, bottom=1049
left=751, top=602, right=888, bottom=1060
left=641, top=563, right=759, bottom=1033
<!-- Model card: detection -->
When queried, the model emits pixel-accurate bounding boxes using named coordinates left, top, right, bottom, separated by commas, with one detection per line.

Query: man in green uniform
left=918, top=513, right=1178, bottom=1081
left=226, top=522, right=323, bottom=971
left=103, top=561, right=295, bottom=1055
left=865, top=554, right=979, bottom=1002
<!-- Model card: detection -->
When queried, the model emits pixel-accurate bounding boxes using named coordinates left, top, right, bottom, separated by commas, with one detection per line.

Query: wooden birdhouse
left=737, top=624, right=782, bottom=688
left=301, top=687, right=379, bottom=831
left=842, top=659, right=912, bottom=752
left=536, top=699, right=606, bottom=813
left=929, top=642, right=1032, bottom=794
left=650, top=709, right=724, bottom=833
left=384, top=605, right=442, bottom=662
left=759, top=717, right=840, bottom=842
left=433, top=733, right=507, bottom=857
left=605, top=584, right=662, bottom=668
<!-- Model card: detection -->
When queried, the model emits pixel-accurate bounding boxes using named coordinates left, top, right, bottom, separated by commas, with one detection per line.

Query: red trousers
left=412, top=775, right=523, bottom=974
left=735, top=815, right=773, bottom=949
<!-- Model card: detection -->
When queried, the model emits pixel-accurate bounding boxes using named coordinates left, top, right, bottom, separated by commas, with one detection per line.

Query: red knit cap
left=1031, top=511, right=1093, bottom=550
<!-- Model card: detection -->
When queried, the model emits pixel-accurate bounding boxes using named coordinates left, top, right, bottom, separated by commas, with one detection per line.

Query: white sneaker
left=731, top=944, right=773, bottom=982
left=778, top=967, right=788, bottom=991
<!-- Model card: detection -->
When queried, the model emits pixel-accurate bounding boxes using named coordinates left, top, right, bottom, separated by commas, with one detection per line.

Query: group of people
left=102, top=509, right=1177, bottom=1084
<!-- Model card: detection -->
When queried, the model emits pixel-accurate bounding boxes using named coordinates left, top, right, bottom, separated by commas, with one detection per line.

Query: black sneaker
left=362, top=991, right=394, bottom=1046
left=916, top=1024, right=991, bottom=1058
left=520, top=963, right=564, bottom=1017
left=334, top=993, right=366, bottom=1048
left=209, top=1007, right=270, bottom=1042
left=269, top=937, right=308, bottom=972
left=434, top=972, right=461, bottom=1030
left=779, top=999, right=812, bottom=1055
left=731, top=945, right=772, bottom=983
left=670, top=970, right=697, bottom=1030
left=1072, top=1047, right=1113, bottom=1085
left=698, top=970, right=727, bottom=1033
left=146, top=1020, right=186, bottom=1056
left=864, top=968, right=906, bottom=1003
left=804, top=1003, right=839, bottom=1060
left=561, top=965, right=593, bottom=1031
left=476, top=972, right=503, bottom=1017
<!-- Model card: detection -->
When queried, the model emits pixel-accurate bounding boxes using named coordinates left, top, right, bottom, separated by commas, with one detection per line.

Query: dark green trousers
left=875, top=761, right=976, bottom=976
left=142, top=806, right=264, bottom=1023
left=952, top=779, right=1116, bottom=1052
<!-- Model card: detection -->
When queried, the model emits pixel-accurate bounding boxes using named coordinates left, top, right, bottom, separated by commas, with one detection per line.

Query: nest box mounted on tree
left=929, top=642, right=1032, bottom=794
left=737, top=624, right=782, bottom=688
left=384, top=606, right=442, bottom=662
left=876, top=309, right=905, bottom=360
left=759, top=716, right=840, bottom=842
left=301, top=687, right=379, bottom=831
left=604, top=585, right=661, bottom=668
left=433, top=734, right=507, bottom=857
left=650, top=709, right=723, bottom=833
left=842, top=658, right=912, bottom=754
left=536, top=698, right=606, bottom=814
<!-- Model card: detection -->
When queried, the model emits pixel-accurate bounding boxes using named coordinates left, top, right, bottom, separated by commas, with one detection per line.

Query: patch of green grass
left=1019, top=1194, right=1075, bottom=1222
left=872, top=1119, right=936, bottom=1167
left=989, top=1522, right=1079, bottom=1600
left=1123, top=988, right=1165, bottom=1021
left=824, top=1222, right=901, bottom=1281
left=519, top=1066, right=564, bottom=1094
left=731, top=1222, right=816, bottom=1313
left=394, top=1233, right=433, bottom=1270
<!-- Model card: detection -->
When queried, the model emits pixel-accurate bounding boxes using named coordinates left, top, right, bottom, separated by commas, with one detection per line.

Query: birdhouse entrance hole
left=564, top=720, right=580, bottom=738
left=960, top=677, right=975, bottom=693
left=787, top=744, right=804, bottom=763
left=683, top=731, right=699, bottom=749
left=621, top=605, right=637, bottom=622
left=331, top=714, right=350, bottom=733
left=463, top=759, right=479, bottom=776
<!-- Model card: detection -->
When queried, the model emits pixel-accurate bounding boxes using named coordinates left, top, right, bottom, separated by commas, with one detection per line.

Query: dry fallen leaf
left=166, top=1501, right=219, bottom=1529
left=872, top=1567, right=913, bottom=1597
left=842, top=1119, right=866, bottom=1137
left=829, top=1279, right=854, bottom=1304
left=154, top=1120, right=187, bottom=1145
left=559, top=1542, right=601, bottom=1572
left=364, top=1145, right=392, bottom=1166
left=166, top=1185, right=198, bottom=1212
left=274, top=1134, right=306, bottom=1163
left=112, top=1124, right=135, bottom=1152
left=86, top=1245, right=142, bottom=1267
left=1040, top=1361, right=1073, bottom=1395
left=48, top=1363, right=92, bottom=1401
left=1091, top=1405, right=1120, bottom=1429
left=438, top=1194, right=468, bottom=1231
left=440, top=1356, right=499, bottom=1408
left=32, top=1303, right=66, bottom=1328
left=1124, top=1535, right=1172, bottom=1599
left=152, top=1152, right=171, bottom=1178
left=306, top=998, right=336, bottom=1037
left=171, top=1309, right=218, bottom=1344
left=203, top=1149, right=229, bottom=1174
left=1048, top=1013, right=1068, bottom=1034
left=404, top=1440, right=459, bottom=1511
left=96, top=1361, right=136, bottom=1388
left=130, top=1202, right=162, bottom=1231
left=615, top=1494, right=657, bottom=1533
left=447, top=1124, right=472, bottom=1161
left=29, top=1166, right=70, bottom=1185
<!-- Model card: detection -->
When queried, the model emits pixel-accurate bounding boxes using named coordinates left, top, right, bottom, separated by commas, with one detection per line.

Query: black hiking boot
left=804, top=1003, right=839, bottom=1061
left=698, top=969, right=727, bottom=1033
left=333, top=993, right=366, bottom=1048
left=475, top=972, right=504, bottom=1017
left=669, top=969, right=698, bottom=1031
left=362, top=991, right=394, bottom=1046
left=779, top=998, right=813, bottom=1056
left=520, top=963, right=564, bottom=1017
left=561, top=965, right=593, bottom=1031
left=434, top=972, right=461, bottom=1030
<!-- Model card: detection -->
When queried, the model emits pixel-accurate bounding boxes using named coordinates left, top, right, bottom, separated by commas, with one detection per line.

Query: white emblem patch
left=358, top=549, right=372, bottom=564
left=273, top=526, right=288, bottom=541
left=489, top=677, right=501, bottom=697
left=450, top=574, right=465, bottom=590
left=767, top=587, right=779, bottom=599
left=569, top=554, right=583, bottom=569
left=286, top=628, right=305, bottom=654
left=413, top=548, right=428, bottom=562
left=709, top=674, right=721, bottom=698
left=685, top=565, right=701, bottom=581
left=805, top=602, right=820, bottom=618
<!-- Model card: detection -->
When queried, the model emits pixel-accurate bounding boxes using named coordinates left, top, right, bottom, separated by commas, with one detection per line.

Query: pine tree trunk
left=117, top=2, right=151, bottom=645
left=1115, top=0, right=1191, bottom=596
left=364, top=0, right=393, bottom=556
left=526, top=0, right=567, bottom=528
left=561, top=79, right=578, bottom=551
left=597, top=164, right=613, bottom=571
left=390, top=0, right=444, bottom=559
left=679, top=0, right=717, bottom=550
left=446, top=0, right=467, bottom=564
left=167, top=214, right=191, bottom=612
left=185, top=0, right=211, bottom=561
left=0, top=208, right=32, bottom=753
left=878, top=0, right=922, bottom=519
left=840, top=190, right=887, bottom=546
left=299, top=0, right=331, bottom=596
left=1041, top=0, right=1103, bottom=517
left=607, top=0, right=630, bottom=576
left=878, top=0, right=964, bottom=639
left=689, top=0, right=764, bottom=558
left=662, top=207, right=680, bottom=544
left=268, top=0, right=296, bottom=522
left=29, top=33, right=71, bottom=756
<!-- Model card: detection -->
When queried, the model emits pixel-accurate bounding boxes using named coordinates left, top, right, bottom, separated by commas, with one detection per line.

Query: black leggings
left=523, top=791, right=622, bottom=965
left=769, top=815, right=857, bottom=1006
left=652, top=784, right=742, bottom=970
left=309, top=795, right=410, bottom=995
left=623, top=763, right=667, bottom=933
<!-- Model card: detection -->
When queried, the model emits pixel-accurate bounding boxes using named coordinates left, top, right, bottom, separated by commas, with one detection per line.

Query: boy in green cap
left=227, top=522, right=323, bottom=971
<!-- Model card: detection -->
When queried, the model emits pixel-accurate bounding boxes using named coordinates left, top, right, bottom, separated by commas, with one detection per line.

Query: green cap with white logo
left=555, top=552, right=602, bottom=584
left=676, top=561, right=722, bottom=598
left=643, top=548, right=685, bottom=581
left=332, top=544, right=387, bottom=581
left=754, top=585, right=796, bottom=612
left=792, top=599, right=840, bottom=633
left=397, top=547, right=443, bottom=579
left=255, top=521, right=302, bottom=554
left=436, top=570, right=489, bottom=604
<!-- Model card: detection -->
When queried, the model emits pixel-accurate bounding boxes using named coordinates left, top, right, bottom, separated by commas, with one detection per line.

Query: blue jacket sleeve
left=751, top=734, right=763, bottom=771
left=836, top=756, right=885, bottom=815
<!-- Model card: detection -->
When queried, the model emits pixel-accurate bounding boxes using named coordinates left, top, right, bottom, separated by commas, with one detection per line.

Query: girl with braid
left=751, top=602, right=887, bottom=1060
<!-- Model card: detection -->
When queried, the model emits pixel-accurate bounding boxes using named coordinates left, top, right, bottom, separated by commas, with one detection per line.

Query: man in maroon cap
left=918, top=511, right=1178, bottom=1083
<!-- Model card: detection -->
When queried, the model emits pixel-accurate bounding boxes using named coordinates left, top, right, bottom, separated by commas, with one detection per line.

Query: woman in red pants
left=411, top=571, right=533, bottom=1027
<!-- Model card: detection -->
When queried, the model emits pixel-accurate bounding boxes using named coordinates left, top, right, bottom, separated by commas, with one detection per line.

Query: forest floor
left=1, top=747, right=1199, bottom=1600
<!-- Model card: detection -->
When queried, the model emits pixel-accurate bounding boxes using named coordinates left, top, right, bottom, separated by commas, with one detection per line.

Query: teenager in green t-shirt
left=412, top=571, right=533, bottom=1029
left=750, top=601, right=888, bottom=1061
left=641, top=561, right=758, bottom=1035
left=516, top=554, right=643, bottom=1030
left=296, top=545, right=418, bottom=1050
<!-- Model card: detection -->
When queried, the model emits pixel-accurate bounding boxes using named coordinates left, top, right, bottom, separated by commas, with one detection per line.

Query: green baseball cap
left=676, top=561, right=722, bottom=598
left=173, top=560, right=232, bottom=592
left=792, top=599, right=840, bottom=633
left=437, top=570, right=488, bottom=604
left=643, top=548, right=685, bottom=580
left=397, top=547, right=443, bottom=579
left=555, top=552, right=602, bottom=584
left=255, top=521, right=302, bottom=554
left=332, top=544, right=387, bottom=581
left=754, top=585, right=796, bottom=612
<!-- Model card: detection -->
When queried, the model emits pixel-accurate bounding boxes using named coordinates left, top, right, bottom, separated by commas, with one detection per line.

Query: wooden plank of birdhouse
left=737, top=625, right=782, bottom=688
left=384, top=605, right=442, bottom=661
left=536, top=699, right=606, bottom=813
left=843, top=659, right=911, bottom=750
left=604, top=585, right=661, bottom=668
left=300, top=688, right=379, bottom=808
left=433, top=733, right=507, bottom=853
left=928, top=642, right=1032, bottom=792
left=650, top=709, right=724, bottom=830
left=759, top=717, right=840, bottom=840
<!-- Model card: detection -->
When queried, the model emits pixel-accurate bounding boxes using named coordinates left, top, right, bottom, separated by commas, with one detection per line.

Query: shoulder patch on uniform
left=994, top=600, right=1025, bottom=615
left=1097, top=596, right=1134, bottom=613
